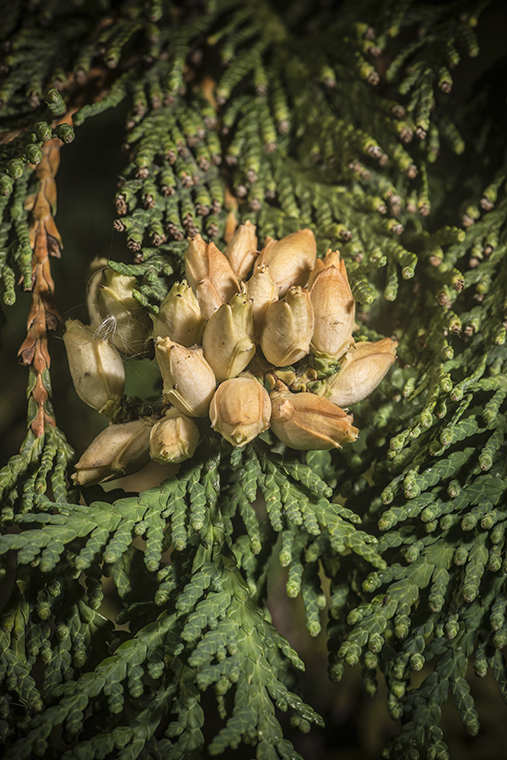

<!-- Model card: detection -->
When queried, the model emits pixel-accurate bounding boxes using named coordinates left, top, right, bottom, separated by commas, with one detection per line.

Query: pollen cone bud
left=149, top=409, right=200, bottom=464
left=261, top=286, right=314, bottom=366
left=155, top=337, right=216, bottom=417
left=151, top=280, right=205, bottom=346
left=63, top=319, right=124, bottom=416
left=324, top=338, right=398, bottom=407
left=185, top=235, right=239, bottom=318
left=202, top=292, right=256, bottom=382
left=96, top=270, right=151, bottom=357
left=72, top=418, right=153, bottom=486
left=210, top=375, right=271, bottom=447
left=245, top=263, right=279, bottom=338
left=310, top=250, right=355, bottom=359
left=270, top=391, right=358, bottom=450
left=256, top=229, right=317, bottom=297
left=224, top=220, right=258, bottom=280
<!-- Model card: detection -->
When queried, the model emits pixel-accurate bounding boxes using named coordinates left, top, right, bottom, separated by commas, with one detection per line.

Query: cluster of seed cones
left=64, top=223, right=397, bottom=485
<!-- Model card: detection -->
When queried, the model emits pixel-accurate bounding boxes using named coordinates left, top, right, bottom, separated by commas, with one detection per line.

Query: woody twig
left=17, top=119, right=70, bottom=438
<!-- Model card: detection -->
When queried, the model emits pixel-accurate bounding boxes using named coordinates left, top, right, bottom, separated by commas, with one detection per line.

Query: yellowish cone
left=261, top=286, right=314, bottom=366
left=224, top=220, right=258, bottom=280
left=95, top=270, right=152, bottom=357
left=155, top=338, right=216, bottom=417
left=72, top=418, right=153, bottom=486
left=151, top=280, right=205, bottom=346
left=202, top=292, right=256, bottom=382
left=185, top=234, right=239, bottom=318
left=324, top=338, right=398, bottom=407
left=270, top=390, right=358, bottom=450
left=310, top=250, right=355, bottom=359
left=245, top=263, right=279, bottom=338
left=149, top=408, right=200, bottom=464
left=255, top=228, right=317, bottom=297
left=210, top=374, right=271, bottom=446
left=63, top=318, right=124, bottom=416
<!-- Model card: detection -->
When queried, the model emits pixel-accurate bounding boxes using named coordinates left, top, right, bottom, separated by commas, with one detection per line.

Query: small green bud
left=7, top=159, right=24, bottom=178
left=44, top=87, right=66, bottom=115
left=33, top=121, right=53, bottom=142
left=25, top=144, right=43, bottom=165
left=391, top=680, right=406, bottom=699
left=53, top=123, right=75, bottom=144
left=0, top=174, right=13, bottom=196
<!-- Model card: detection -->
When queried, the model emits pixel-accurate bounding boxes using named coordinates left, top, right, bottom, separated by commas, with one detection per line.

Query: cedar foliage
left=1, top=1, right=507, bottom=758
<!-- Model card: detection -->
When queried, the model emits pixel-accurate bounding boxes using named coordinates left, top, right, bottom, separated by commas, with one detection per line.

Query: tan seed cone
left=206, top=241, right=241, bottom=301
left=306, top=257, right=325, bottom=290
left=96, top=270, right=152, bottom=357
left=184, top=234, right=208, bottom=289
left=270, top=391, right=358, bottom=450
left=149, top=409, right=200, bottom=464
left=324, top=338, right=398, bottom=407
left=151, top=280, right=205, bottom=346
left=155, top=338, right=216, bottom=417
left=210, top=375, right=271, bottom=446
left=185, top=235, right=239, bottom=317
left=86, top=258, right=108, bottom=329
left=202, top=292, right=256, bottom=382
left=245, top=263, right=279, bottom=338
left=72, top=418, right=153, bottom=486
left=63, top=319, right=125, bottom=416
left=224, top=220, right=258, bottom=280
left=195, top=279, right=223, bottom=320
left=310, top=250, right=355, bottom=359
left=256, top=229, right=317, bottom=297
left=261, top=286, right=314, bottom=366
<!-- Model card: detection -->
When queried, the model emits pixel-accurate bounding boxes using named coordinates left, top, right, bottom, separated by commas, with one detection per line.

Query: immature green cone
left=209, top=374, right=271, bottom=446
left=224, top=220, right=258, bottom=280
left=310, top=250, right=355, bottom=359
left=149, top=408, right=200, bottom=464
left=151, top=280, right=205, bottom=346
left=245, top=263, right=279, bottom=338
left=96, top=270, right=151, bottom=357
left=185, top=235, right=239, bottom=318
left=155, top=337, right=216, bottom=417
left=323, top=338, right=398, bottom=407
left=256, top=229, right=317, bottom=297
left=63, top=319, right=124, bottom=416
left=72, top=418, right=153, bottom=486
left=270, top=390, right=358, bottom=450
left=202, top=292, right=256, bottom=382
left=261, top=286, right=315, bottom=366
